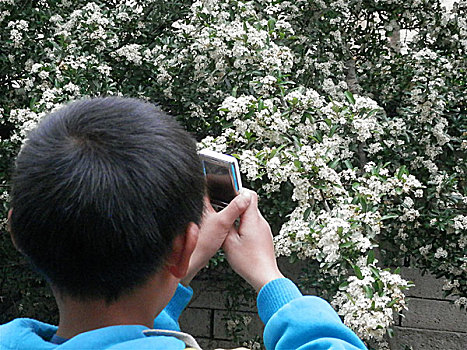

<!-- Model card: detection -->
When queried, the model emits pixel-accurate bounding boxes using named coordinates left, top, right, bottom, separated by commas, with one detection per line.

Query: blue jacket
left=0, top=278, right=367, bottom=349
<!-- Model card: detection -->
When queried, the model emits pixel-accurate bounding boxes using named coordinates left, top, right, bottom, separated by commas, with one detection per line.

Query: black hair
left=10, top=97, right=205, bottom=301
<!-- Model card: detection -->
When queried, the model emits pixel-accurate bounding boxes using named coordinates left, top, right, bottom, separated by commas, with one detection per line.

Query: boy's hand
left=222, top=189, right=284, bottom=292
left=181, top=191, right=251, bottom=286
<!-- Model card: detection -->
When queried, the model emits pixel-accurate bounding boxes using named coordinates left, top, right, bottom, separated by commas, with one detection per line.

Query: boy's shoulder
left=0, top=318, right=57, bottom=349
left=0, top=318, right=251, bottom=350
left=0, top=319, right=194, bottom=350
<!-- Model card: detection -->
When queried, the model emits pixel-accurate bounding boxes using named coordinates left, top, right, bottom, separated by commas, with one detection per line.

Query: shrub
left=0, top=0, right=465, bottom=348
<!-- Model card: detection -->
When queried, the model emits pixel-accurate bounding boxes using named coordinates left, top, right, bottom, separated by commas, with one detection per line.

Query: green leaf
left=345, top=91, right=356, bottom=105
left=303, top=207, right=313, bottom=220
left=370, top=266, right=381, bottom=279
left=329, top=124, right=338, bottom=137
left=267, top=18, right=276, bottom=31
left=292, top=135, right=302, bottom=149
left=387, top=298, right=400, bottom=308
left=381, top=214, right=399, bottom=221
left=329, top=158, right=339, bottom=169
left=331, top=101, right=341, bottom=112
left=254, top=171, right=266, bottom=180
left=340, top=241, right=353, bottom=248
left=345, top=292, right=356, bottom=305
left=367, top=250, right=375, bottom=265
left=314, top=130, right=323, bottom=143
left=338, top=281, right=349, bottom=290
left=258, top=99, right=264, bottom=111
left=360, top=196, right=368, bottom=212
left=377, top=280, right=384, bottom=295
left=344, top=160, right=353, bottom=169
left=363, top=285, right=374, bottom=299
left=397, top=165, right=408, bottom=179
left=366, top=109, right=380, bottom=118
left=353, top=265, right=364, bottom=280
left=29, top=98, right=37, bottom=109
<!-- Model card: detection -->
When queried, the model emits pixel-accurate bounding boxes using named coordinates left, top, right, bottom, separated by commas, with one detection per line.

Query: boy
left=1, top=97, right=366, bottom=349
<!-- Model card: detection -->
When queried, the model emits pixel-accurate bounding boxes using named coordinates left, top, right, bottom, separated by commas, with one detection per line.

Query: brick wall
left=180, top=261, right=467, bottom=349
left=388, top=267, right=467, bottom=350
left=179, top=276, right=263, bottom=349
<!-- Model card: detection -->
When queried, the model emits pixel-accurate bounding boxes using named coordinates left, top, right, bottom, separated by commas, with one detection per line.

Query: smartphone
left=199, top=149, right=242, bottom=211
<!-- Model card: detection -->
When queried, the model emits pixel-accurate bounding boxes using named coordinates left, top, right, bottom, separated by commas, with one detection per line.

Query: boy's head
left=9, top=97, right=205, bottom=302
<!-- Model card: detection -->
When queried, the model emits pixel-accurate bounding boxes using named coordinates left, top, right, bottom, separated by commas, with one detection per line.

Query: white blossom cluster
left=180, top=0, right=464, bottom=342
left=275, top=204, right=376, bottom=265
left=146, top=0, right=297, bottom=118
left=7, top=19, right=28, bottom=47
left=199, top=80, right=423, bottom=347
left=0, top=187, right=9, bottom=232
left=332, top=262, right=411, bottom=344
left=4, top=1, right=128, bottom=141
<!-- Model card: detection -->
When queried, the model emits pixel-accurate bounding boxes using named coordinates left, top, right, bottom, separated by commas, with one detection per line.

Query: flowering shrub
left=0, top=0, right=465, bottom=348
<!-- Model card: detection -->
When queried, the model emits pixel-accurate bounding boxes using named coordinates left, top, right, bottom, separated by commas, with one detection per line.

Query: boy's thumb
left=219, top=189, right=252, bottom=225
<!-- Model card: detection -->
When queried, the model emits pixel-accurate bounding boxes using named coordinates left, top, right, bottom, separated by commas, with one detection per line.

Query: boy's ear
left=7, top=209, right=18, bottom=249
left=165, top=222, right=199, bottom=279
left=7, top=209, right=12, bottom=229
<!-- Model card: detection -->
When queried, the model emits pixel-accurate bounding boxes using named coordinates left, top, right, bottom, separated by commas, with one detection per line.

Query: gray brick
left=179, top=307, right=212, bottom=338
left=189, top=260, right=315, bottom=314
left=196, top=338, right=244, bottom=349
left=401, top=298, right=467, bottom=333
left=189, top=279, right=257, bottom=312
left=213, top=310, right=263, bottom=340
left=389, top=326, right=467, bottom=350
left=401, top=267, right=455, bottom=300
left=189, top=279, right=229, bottom=310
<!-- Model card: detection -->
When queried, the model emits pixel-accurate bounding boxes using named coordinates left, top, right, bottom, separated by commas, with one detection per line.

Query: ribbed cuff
left=165, top=283, right=193, bottom=321
left=257, top=278, right=302, bottom=324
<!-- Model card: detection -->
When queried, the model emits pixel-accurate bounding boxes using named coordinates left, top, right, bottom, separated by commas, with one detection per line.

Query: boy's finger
left=218, top=189, right=252, bottom=227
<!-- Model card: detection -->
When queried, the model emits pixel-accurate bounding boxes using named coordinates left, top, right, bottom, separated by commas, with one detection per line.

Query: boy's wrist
left=251, top=270, right=285, bottom=293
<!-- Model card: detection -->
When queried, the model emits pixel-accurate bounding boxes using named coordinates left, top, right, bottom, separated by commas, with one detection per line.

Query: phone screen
left=202, top=159, right=238, bottom=206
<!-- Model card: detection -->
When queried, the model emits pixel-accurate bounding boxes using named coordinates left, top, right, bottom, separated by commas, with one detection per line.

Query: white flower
left=419, top=244, right=432, bottom=255
left=96, top=64, right=112, bottom=76
left=452, top=215, right=467, bottom=231
left=113, top=44, right=143, bottom=65
left=38, top=71, right=49, bottom=80
left=7, top=19, right=28, bottom=47
left=63, top=82, right=80, bottom=95
left=443, top=279, right=459, bottom=291
left=239, top=150, right=260, bottom=180
left=219, top=95, right=256, bottom=120
left=30, top=63, right=43, bottom=73
left=332, top=266, right=409, bottom=343
left=434, top=247, right=448, bottom=259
